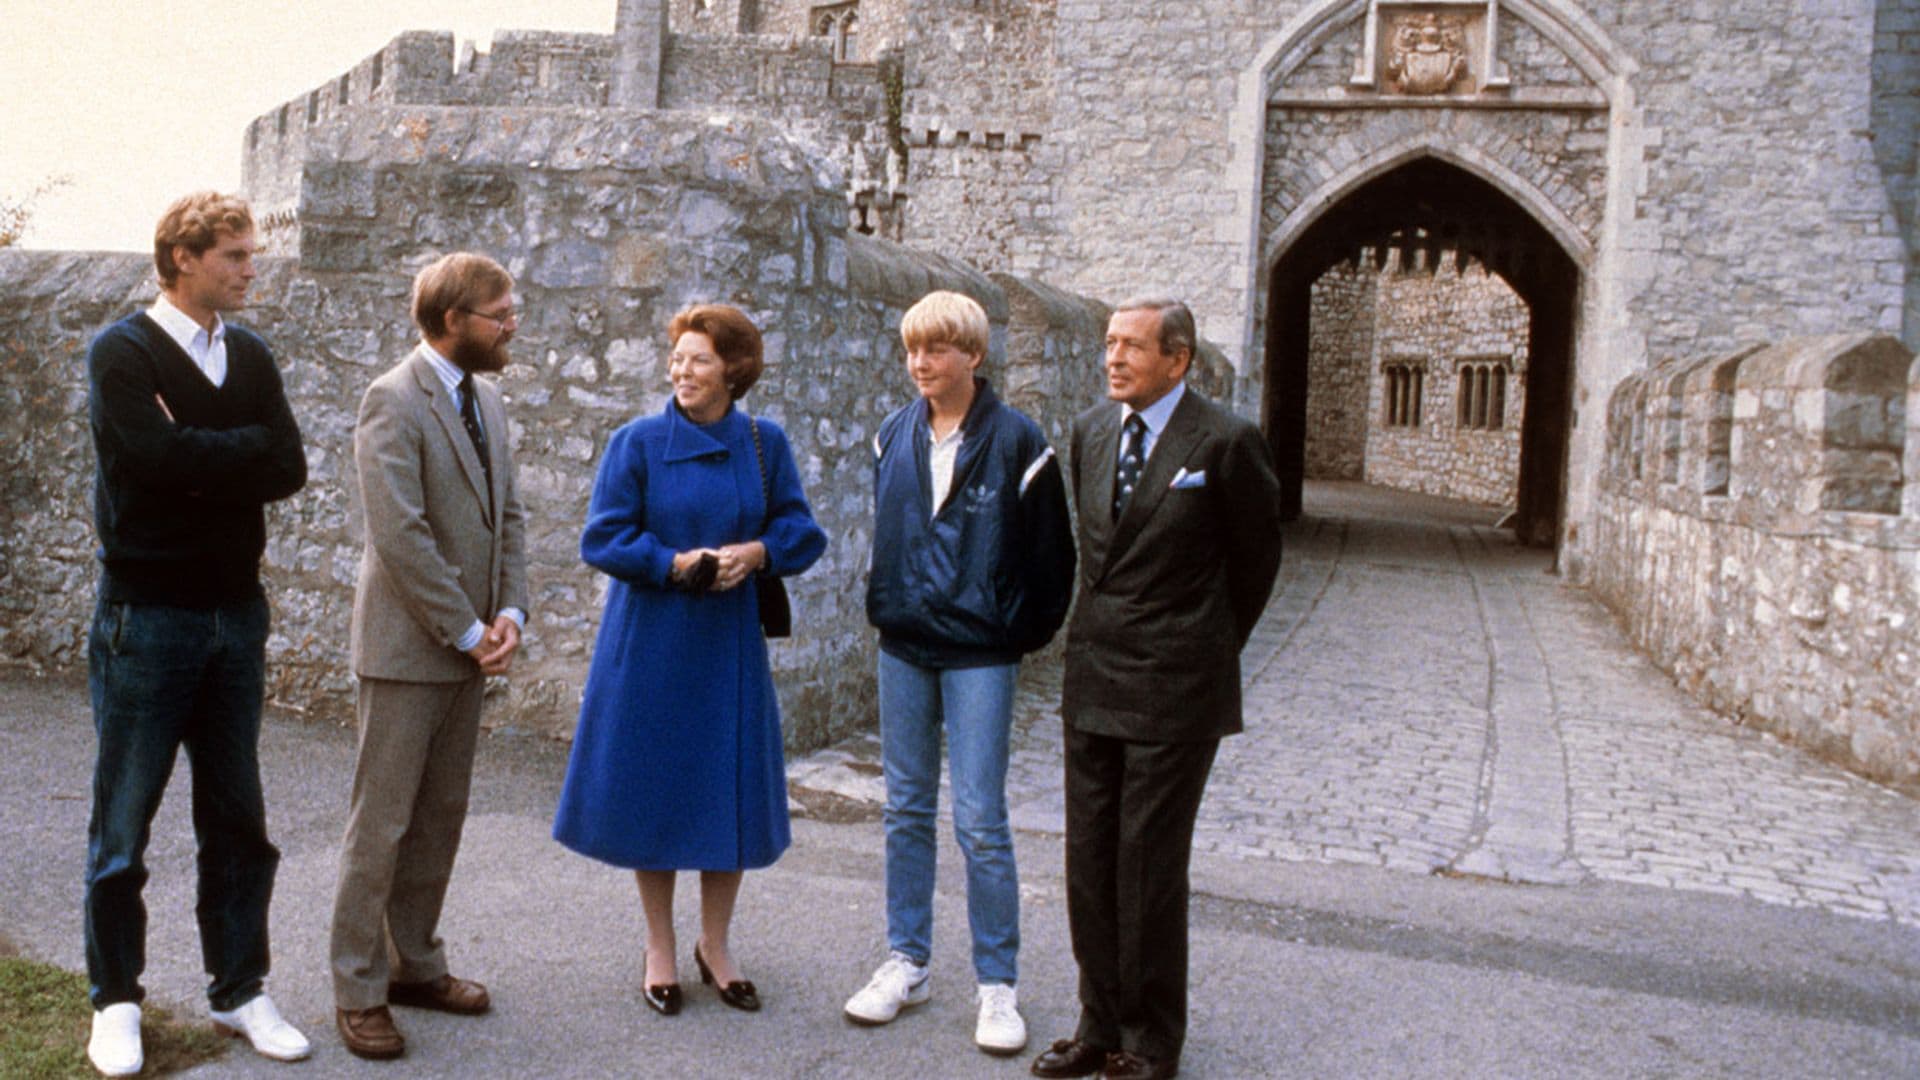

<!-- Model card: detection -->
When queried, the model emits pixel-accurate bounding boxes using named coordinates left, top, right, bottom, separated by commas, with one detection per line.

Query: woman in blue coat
left=553, top=304, right=826, bottom=1016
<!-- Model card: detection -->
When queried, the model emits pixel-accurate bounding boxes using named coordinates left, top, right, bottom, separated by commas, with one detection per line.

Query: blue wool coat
left=553, top=401, right=826, bottom=871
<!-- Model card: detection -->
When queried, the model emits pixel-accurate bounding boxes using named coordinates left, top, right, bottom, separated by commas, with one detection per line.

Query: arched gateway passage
left=1265, top=157, right=1580, bottom=547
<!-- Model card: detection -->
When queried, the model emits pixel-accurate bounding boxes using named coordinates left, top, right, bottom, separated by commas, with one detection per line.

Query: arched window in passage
left=1456, top=359, right=1508, bottom=431
left=811, top=2, right=859, bottom=61
left=1382, top=361, right=1424, bottom=428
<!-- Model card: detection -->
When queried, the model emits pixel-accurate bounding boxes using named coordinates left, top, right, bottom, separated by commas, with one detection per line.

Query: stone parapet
left=1587, top=334, right=1920, bottom=785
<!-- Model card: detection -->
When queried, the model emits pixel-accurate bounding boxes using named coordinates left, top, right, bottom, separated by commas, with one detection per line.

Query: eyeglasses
left=460, top=306, right=520, bottom=327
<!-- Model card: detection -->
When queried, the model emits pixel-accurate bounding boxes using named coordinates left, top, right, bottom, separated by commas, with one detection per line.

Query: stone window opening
left=306, top=91, right=319, bottom=126
left=1456, top=360, right=1506, bottom=431
left=812, top=2, right=859, bottom=62
left=1384, top=362, right=1424, bottom=427
left=337, top=73, right=350, bottom=105
left=372, top=51, right=384, bottom=91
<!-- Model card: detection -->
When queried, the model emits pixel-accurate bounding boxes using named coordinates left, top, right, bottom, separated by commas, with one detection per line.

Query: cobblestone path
left=789, top=483, right=1920, bottom=923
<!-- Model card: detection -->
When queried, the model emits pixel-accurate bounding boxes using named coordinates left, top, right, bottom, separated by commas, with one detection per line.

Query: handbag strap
left=748, top=415, right=772, bottom=533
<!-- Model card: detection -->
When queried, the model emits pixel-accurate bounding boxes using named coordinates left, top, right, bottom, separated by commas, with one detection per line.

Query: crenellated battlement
left=1590, top=335, right=1920, bottom=786
left=240, top=23, right=924, bottom=254
left=1602, top=335, right=1915, bottom=531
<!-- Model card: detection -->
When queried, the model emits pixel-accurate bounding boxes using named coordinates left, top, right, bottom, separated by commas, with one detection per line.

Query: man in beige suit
left=330, top=252, right=529, bottom=1060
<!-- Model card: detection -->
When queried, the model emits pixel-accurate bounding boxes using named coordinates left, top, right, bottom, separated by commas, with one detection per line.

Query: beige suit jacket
left=349, top=346, right=528, bottom=683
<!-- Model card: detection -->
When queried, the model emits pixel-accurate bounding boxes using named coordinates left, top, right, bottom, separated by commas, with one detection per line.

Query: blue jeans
left=878, top=652, right=1019, bottom=985
left=84, top=595, right=278, bottom=1011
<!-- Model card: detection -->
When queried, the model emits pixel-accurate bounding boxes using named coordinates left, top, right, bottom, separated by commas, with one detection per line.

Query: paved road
left=5, top=482, right=1920, bottom=1076
left=796, top=482, right=1920, bottom=920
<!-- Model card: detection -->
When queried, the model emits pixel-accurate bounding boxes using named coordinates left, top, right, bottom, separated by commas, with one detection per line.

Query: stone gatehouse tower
left=241, top=0, right=1917, bottom=563
left=612, top=0, right=1911, bottom=569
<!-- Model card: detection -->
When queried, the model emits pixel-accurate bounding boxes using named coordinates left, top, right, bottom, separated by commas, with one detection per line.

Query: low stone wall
left=1586, top=333, right=1920, bottom=785
left=0, top=109, right=1162, bottom=752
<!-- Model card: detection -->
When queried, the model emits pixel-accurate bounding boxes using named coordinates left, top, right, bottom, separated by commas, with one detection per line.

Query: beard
left=450, top=334, right=511, bottom=374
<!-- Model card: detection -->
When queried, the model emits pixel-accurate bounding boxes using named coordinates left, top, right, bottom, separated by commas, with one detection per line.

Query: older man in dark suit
left=1031, top=299, right=1283, bottom=1080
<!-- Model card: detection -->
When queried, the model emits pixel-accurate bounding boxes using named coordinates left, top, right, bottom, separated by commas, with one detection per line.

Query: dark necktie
left=458, top=373, right=494, bottom=508
left=1112, top=413, right=1146, bottom=519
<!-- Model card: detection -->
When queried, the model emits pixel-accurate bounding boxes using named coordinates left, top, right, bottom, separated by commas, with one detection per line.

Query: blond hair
left=153, top=192, right=254, bottom=288
left=901, top=290, right=989, bottom=359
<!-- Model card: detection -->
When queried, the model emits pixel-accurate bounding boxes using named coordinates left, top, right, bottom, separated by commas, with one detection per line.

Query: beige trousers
left=329, top=675, right=484, bottom=1009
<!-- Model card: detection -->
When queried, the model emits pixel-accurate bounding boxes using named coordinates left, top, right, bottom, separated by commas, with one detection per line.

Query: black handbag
left=747, top=417, right=793, bottom=639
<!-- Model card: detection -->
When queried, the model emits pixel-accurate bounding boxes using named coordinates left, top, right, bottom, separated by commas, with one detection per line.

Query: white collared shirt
left=420, top=340, right=472, bottom=417
left=148, top=294, right=227, bottom=387
left=420, top=342, right=483, bottom=438
left=1119, top=379, right=1186, bottom=463
left=929, top=424, right=964, bottom=515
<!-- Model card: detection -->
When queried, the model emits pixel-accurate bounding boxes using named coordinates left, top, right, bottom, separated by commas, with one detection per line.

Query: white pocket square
left=1170, top=468, right=1207, bottom=489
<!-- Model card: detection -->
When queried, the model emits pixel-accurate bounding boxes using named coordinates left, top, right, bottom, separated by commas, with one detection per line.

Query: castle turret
left=613, top=0, right=666, bottom=108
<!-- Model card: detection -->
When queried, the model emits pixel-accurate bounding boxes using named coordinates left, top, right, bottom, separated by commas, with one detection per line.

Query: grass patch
left=0, top=939, right=228, bottom=1078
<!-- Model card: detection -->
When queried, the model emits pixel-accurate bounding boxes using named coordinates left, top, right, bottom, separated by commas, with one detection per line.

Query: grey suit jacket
left=349, top=346, right=528, bottom=683
left=1061, top=386, right=1283, bottom=742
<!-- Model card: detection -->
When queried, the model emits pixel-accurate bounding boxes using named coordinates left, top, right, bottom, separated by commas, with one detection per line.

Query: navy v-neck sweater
left=86, top=311, right=307, bottom=606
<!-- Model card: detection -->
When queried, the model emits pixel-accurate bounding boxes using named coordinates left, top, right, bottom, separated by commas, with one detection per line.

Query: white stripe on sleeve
left=1019, top=446, right=1055, bottom=497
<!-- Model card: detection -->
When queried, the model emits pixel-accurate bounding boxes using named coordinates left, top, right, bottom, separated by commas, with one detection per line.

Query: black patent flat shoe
left=694, top=943, right=761, bottom=1012
left=642, top=982, right=683, bottom=1016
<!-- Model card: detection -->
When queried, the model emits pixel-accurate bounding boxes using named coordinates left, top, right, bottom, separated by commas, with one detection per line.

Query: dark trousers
left=84, top=595, right=279, bottom=1011
left=1065, top=726, right=1218, bottom=1062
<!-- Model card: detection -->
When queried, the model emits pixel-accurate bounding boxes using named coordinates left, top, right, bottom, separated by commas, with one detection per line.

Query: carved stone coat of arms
left=1387, top=12, right=1471, bottom=94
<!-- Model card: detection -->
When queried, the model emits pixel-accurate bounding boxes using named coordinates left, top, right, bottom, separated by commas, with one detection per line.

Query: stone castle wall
left=0, top=109, right=1162, bottom=751
left=1363, top=253, right=1529, bottom=507
left=1304, top=262, right=1375, bottom=481
left=1028, top=0, right=1913, bottom=565
left=219, top=0, right=1916, bottom=582
left=246, top=28, right=887, bottom=255
left=1873, top=1, right=1920, bottom=347
left=746, top=0, right=911, bottom=61
left=244, top=31, right=617, bottom=234
left=892, top=1, right=1062, bottom=276
left=658, top=29, right=892, bottom=213
left=1587, top=333, right=1920, bottom=785
left=1304, top=252, right=1527, bottom=506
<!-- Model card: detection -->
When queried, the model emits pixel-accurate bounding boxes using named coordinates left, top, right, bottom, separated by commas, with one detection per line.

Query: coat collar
left=910, top=378, right=1000, bottom=516
left=907, top=377, right=998, bottom=438
left=662, top=398, right=744, bottom=463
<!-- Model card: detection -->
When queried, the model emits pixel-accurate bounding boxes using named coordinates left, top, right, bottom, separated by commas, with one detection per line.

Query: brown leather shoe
left=388, top=974, right=491, bottom=1015
left=1101, top=1049, right=1178, bottom=1079
left=1031, top=1038, right=1111, bottom=1078
left=336, top=1006, right=405, bottom=1060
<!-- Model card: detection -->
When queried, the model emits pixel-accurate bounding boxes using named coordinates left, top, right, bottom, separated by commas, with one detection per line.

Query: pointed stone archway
left=1232, top=0, right=1639, bottom=555
left=1264, top=156, right=1581, bottom=547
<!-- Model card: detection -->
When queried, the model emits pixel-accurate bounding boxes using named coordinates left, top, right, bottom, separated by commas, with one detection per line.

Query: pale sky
left=0, top=1, right=615, bottom=252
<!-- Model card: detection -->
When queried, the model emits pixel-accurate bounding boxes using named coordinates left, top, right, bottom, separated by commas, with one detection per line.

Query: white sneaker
left=87, top=1003, right=142, bottom=1077
left=843, top=951, right=930, bottom=1025
left=974, top=983, right=1028, bottom=1055
left=210, top=993, right=312, bottom=1062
